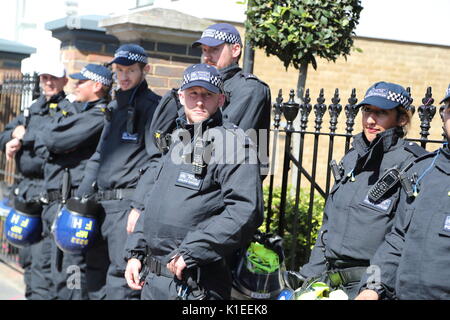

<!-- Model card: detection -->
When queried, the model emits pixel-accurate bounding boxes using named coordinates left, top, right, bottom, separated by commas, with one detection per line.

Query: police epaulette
left=242, top=73, right=258, bottom=80
left=404, top=142, right=429, bottom=157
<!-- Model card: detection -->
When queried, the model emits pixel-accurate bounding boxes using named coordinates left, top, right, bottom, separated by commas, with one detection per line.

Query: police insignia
left=176, top=171, right=203, bottom=190
left=362, top=195, right=392, bottom=212
left=121, top=132, right=139, bottom=143
left=443, top=216, right=450, bottom=232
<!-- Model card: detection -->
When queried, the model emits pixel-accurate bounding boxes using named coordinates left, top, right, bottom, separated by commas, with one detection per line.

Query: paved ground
left=0, top=261, right=25, bottom=300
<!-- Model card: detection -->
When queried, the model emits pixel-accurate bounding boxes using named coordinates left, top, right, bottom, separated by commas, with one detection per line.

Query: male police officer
left=126, top=22, right=271, bottom=240
left=76, top=44, right=161, bottom=300
left=0, top=62, right=71, bottom=300
left=36, top=63, right=112, bottom=300
left=124, top=63, right=264, bottom=300
left=356, top=85, right=450, bottom=300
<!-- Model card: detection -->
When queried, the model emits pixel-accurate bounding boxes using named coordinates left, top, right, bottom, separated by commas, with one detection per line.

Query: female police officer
left=356, top=85, right=450, bottom=300
left=298, top=81, right=427, bottom=299
left=124, top=63, right=264, bottom=300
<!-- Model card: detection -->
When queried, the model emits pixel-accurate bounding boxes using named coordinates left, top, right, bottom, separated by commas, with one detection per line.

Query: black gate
left=265, top=86, right=445, bottom=270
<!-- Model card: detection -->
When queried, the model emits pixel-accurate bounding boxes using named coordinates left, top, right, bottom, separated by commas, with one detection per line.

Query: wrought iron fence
left=265, top=86, right=446, bottom=270
left=0, top=73, right=39, bottom=270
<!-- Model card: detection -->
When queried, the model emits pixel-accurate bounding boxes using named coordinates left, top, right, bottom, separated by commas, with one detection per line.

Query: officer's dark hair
left=396, top=105, right=412, bottom=137
left=100, top=84, right=112, bottom=102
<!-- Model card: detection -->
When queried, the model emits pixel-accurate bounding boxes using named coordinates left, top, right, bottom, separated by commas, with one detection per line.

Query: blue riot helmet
left=54, top=197, right=100, bottom=254
left=4, top=198, right=43, bottom=248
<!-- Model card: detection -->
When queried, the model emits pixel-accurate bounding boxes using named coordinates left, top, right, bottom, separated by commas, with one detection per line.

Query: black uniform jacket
left=360, top=144, right=450, bottom=299
left=128, top=111, right=263, bottom=270
left=300, top=127, right=427, bottom=278
left=0, top=92, right=69, bottom=200
left=37, top=98, right=107, bottom=191
left=130, top=63, right=271, bottom=211
left=77, top=80, right=160, bottom=195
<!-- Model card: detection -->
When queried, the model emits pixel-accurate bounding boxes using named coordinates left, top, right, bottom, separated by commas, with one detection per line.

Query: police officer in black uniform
left=124, top=63, right=264, bottom=300
left=76, top=44, right=161, bottom=300
left=299, top=82, right=427, bottom=299
left=0, top=62, right=71, bottom=300
left=127, top=22, right=271, bottom=244
left=356, top=85, right=450, bottom=300
left=35, top=63, right=112, bottom=300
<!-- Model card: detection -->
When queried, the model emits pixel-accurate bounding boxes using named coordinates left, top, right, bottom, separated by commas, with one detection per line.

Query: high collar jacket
left=77, top=80, right=161, bottom=194
left=219, top=63, right=271, bottom=133
left=361, top=144, right=450, bottom=299
left=301, top=128, right=427, bottom=278
left=130, top=64, right=272, bottom=212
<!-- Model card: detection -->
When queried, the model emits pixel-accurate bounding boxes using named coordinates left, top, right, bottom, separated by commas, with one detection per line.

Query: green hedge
left=262, top=185, right=325, bottom=269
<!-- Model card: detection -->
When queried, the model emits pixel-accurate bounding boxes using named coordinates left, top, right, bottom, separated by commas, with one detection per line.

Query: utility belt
left=95, top=188, right=135, bottom=201
left=146, top=255, right=174, bottom=278
left=40, top=189, right=77, bottom=204
left=327, top=266, right=367, bottom=287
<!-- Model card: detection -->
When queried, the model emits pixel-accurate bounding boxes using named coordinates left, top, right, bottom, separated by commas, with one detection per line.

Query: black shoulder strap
left=404, top=142, right=429, bottom=157
left=400, top=149, right=438, bottom=174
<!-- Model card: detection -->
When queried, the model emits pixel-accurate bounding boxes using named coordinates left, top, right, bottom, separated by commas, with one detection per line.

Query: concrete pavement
left=0, top=261, right=25, bottom=300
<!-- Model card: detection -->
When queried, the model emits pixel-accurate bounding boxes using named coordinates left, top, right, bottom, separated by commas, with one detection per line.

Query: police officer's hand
left=125, top=258, right=143, bottom=290
left=12, top=125, right=26, bottom=140
left=5, top=138, right=22, bottom=160
left=127, top=208, right=141, bottom=234
left=167, top=254, right=187, bottom=280
left=354, top=289, right=379, bottom=300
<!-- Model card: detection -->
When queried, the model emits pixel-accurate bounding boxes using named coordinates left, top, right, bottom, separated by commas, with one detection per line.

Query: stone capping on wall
left=99, top=8, right=214, bottom=45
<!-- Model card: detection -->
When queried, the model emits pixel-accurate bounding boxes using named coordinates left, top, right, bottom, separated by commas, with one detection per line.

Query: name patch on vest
left=443, top=216, right=450, bottom=232
left=176, top=171, right=203, bottom=190
left=363, top=195, right=392, bottom=212
left=121, top=132, right=139, bottom=143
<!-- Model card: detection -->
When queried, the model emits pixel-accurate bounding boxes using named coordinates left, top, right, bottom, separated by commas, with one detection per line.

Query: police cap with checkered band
left=181, top=63, right=224, bottom=94
left=192, top=23, right=242, bottom=48
left=69, top=64, right=113, bottom=86
left=109, top=43, right=148, bottom=66
left=357, top=81, right=412, bottom=110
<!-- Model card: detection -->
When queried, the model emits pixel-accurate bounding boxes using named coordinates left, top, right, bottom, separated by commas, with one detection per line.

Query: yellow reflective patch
left=49, top=103, right=58, bottom=109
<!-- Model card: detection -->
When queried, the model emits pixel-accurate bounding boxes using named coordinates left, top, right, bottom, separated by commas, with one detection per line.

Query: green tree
left=244, top=0, right=363, bottom=99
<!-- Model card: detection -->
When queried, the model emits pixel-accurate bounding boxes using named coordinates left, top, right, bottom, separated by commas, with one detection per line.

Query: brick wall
left=59, top=40, right=201, bottom=96
left=143, top=41, right=201, bottom=96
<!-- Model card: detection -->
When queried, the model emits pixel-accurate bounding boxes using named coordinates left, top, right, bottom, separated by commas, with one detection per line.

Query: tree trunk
left=296, top=62, right=308, bottom=101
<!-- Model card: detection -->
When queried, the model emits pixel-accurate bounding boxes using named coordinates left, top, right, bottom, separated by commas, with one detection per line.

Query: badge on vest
left=362, top=195, right=392, bottom=212
left=175, top=171, right=203, bottom=190
left=443, top=216, right=450, bottom=232
left=121, top=132, right=139, bottom=143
